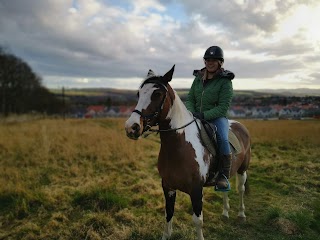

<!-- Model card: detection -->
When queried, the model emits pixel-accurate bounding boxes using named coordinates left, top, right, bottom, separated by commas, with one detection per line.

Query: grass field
left=0, top=118, right=319, bottom=240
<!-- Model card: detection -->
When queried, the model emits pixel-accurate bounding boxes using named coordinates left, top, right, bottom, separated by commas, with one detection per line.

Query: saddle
left=199, top=121, right=242, bottom=157
left=198, top=120, right=242, bottom=187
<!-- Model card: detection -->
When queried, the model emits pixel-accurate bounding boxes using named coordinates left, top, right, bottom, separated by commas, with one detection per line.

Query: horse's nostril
left=132, top=123, right=140, bottom=132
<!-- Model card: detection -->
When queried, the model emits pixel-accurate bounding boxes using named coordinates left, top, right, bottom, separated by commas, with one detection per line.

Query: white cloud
left=0, top=0, right=319, bottom=90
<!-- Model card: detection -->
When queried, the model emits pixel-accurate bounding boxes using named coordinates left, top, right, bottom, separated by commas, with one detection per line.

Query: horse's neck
left=165, top=91, right=193, bottom=134
left=159, top=91, right=204, bottom=164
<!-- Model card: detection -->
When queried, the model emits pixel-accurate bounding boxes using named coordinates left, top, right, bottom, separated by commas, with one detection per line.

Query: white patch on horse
left=166, top=91, right=208, bottom=180
left=166, top=90, right=191, bottom=134
left=125, top=111, right=141, bottom=133
left=186, top=122, right=208, bottom=181
left=168, top=190, right=175, bottom=197
left=125, top=83, right=156, bottom=132
left=147, top=69, right=156, bottom=78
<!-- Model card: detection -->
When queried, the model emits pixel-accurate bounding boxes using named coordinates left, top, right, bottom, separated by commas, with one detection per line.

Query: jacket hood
left=193, top=67, right=235, bottom=80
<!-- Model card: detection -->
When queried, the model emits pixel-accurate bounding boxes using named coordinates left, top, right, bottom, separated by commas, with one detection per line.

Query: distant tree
left=0, top=47, right=63, bottom=115
left=106, top=97, right=112, bottom=110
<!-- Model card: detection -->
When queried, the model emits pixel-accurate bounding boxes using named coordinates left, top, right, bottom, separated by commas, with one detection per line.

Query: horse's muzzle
left=125, top=123, right=141, bottom=140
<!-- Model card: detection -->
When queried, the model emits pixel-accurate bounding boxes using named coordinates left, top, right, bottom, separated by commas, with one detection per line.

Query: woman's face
left=204, top=58, right=220, bottom=73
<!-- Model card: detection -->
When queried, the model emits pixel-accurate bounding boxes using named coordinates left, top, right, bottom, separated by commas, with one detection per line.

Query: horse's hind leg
left=162, top=184, right=176, bottom=240
left=190, top=186, right=204, bottom=240
left=236, top=171, right=247, bottom=221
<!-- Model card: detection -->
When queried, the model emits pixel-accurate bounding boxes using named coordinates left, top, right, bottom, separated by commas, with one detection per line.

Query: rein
left=142, top=118, right=196, bottom=138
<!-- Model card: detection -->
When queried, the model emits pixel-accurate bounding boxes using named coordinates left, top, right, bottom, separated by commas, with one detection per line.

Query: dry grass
left=0, top=118, right=319, bottom=239
left=240, top=119, right=320, bottom=145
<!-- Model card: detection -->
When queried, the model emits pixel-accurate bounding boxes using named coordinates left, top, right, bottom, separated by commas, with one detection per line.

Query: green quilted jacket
left=185, top=68, right=234, bottom=120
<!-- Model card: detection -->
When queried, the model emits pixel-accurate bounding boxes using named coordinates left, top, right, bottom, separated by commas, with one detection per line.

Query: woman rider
left=186, top=45, right=235, bottom=191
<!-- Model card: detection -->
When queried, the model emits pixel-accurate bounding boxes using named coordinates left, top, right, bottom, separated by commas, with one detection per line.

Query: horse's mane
left=139, top=75, right=168, bottom=91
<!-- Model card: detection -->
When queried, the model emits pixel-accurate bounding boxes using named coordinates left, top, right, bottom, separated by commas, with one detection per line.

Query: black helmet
left=203, top=46, right=224, bottom=62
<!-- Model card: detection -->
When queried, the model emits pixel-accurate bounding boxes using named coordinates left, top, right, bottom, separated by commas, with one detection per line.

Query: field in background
left=0, top=118, right=319, bottom=240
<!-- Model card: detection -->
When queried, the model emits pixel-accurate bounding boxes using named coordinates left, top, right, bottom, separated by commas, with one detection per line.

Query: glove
left=192, top=112, right=204, bottom=119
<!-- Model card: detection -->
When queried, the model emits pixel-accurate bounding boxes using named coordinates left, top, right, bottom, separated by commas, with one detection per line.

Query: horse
left=125, top=65, right=251, bottom=240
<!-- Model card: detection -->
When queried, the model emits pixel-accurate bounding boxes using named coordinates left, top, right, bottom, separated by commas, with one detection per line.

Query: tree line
left=0, top=47, right=64, bottom=116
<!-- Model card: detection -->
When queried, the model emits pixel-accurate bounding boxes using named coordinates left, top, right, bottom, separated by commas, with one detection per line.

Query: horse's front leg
left=162, top=182, right=176, bottom=240
left=191, top=185, right=204, bottom=240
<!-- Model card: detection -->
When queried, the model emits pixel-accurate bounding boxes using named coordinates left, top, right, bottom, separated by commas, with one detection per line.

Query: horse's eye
left=152, top=91, right=162, bottom=100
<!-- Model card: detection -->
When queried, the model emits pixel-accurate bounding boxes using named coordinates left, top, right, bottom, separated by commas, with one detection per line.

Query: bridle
left=132, top=79, right=196, bottom=137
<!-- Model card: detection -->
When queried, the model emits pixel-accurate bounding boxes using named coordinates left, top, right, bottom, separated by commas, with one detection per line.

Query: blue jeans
left=210, top=117, right=230, bottom=155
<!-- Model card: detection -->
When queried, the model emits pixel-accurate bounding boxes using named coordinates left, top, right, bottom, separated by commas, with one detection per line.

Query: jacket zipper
left=200, top=77, right=219, bottom=113
left=200, top=90, right=205, bottom=113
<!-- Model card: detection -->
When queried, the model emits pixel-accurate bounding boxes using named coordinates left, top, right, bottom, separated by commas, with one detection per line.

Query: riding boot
left=215, top=153, right=232, bottom=191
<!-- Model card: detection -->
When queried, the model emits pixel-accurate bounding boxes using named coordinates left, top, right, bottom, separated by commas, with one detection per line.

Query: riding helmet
left=203, top=46, right=224, bottom=62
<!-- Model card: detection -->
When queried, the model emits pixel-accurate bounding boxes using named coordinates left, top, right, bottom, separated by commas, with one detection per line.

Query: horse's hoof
left=220, top=215, right=229, bottom=222
left=237, top=216, right=246, bottom=223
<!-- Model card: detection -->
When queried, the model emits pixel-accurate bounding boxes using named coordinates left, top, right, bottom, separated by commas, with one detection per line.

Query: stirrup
left=214, top=174, right=231, bottom=192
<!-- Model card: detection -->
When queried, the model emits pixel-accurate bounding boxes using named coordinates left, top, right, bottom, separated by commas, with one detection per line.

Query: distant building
left=85, top=105, right=106, bottom=118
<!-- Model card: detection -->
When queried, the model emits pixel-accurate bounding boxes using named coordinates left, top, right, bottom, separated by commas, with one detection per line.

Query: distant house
left=82, top=105, right=136, bottom=118
left=251, top=107, right=276, bottom=118
left=305, top=108, right=320, bottom=118
left=85, top=105, right=106, bottom=118
left=228, top=108, right=246, bottom=118
left=290, top=107, right=305, bottom=117
left=106, top=106, right=119, bottom=117
left=278, top=107, right=305, bottom=119
left=278, top=108, right=291, bottom=118
left=118, top=106, right=135, bottom=117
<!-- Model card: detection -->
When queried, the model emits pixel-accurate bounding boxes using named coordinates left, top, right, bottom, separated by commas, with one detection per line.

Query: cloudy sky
left=0, top=0, right=319, bottom=90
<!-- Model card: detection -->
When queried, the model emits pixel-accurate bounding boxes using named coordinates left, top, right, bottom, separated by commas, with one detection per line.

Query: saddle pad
left=200, top=125, right=242, bottom=155
left=200, top=126, right=217, bottom=156
left=228, top=131, right=242, bottom=155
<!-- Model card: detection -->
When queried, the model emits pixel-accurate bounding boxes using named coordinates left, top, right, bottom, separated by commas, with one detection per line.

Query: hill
left=253, top=88, right=320, bottom=97
left=51, top=87, right=320, bottom=99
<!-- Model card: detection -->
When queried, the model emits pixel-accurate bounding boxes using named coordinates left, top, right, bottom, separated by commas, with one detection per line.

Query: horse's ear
left=162, top=65, right=175, bottom=83
left=147, top=69, right=156, bottom=78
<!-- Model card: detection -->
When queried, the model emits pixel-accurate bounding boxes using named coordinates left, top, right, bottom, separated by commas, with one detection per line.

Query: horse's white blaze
left=125, top=111, right=140, bottom=133
left=125, top=83, right=156, bottom=132
left=166, top=91, right=209, bottom=181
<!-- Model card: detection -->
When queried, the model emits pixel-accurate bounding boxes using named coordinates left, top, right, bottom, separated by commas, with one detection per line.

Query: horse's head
left=125, top=65, right=175, bottom=140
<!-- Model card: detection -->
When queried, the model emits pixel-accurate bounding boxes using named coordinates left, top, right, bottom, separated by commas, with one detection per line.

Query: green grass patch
left=0, top=190, right=48, bottom=219
left=72, top=187, right=129, bottom=212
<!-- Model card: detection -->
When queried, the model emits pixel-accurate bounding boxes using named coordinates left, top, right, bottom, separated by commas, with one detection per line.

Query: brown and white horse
left=125, top=65, right=251, bottom=240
